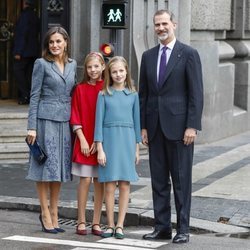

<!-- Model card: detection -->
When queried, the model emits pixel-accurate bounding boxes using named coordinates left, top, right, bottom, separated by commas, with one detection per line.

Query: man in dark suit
left=13, top=0, right=39, bottom=104
left=139, top=9, right=203, bottom=244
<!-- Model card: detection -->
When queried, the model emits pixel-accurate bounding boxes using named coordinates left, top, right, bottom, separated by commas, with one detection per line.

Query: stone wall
left=70, top=0, right=250, bottom=143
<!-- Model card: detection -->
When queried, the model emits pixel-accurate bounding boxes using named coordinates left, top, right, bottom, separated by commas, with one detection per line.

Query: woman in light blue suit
left=26, top=26, right=77, bottom=233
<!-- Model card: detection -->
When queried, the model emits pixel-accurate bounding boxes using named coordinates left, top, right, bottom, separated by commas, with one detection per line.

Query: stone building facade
left=70, top=0, right=250, bottom=143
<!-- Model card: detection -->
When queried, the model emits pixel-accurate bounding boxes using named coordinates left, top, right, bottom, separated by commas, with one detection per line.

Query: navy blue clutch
left=25, top=138, right=47, bottom=165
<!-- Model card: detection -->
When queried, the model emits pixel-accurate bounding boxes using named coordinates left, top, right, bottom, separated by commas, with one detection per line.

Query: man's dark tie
left=158, top=46, right=167, bottom=88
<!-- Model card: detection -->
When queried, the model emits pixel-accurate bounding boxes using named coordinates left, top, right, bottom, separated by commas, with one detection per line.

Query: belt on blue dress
left=103, top=121, right=133, bottom=128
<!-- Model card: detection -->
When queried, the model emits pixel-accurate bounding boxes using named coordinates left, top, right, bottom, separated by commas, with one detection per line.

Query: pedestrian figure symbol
left=115, top=9, right=122, bottom=22
left=107, top=8, right=123, bottom=23
left=102, top=3, right=126, bottom=28
left=107, top=9, right=115, bottom=22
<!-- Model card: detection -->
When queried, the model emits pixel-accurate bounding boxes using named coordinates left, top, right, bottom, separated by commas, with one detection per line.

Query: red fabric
left=70, top=80, right=103, bottom=165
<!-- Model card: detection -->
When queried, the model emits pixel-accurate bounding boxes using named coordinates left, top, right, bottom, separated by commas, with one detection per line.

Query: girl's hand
left=89, top=142, right=97, bottom=154
left=26, top=130, right=37, bottom=145
left=135, top=143, right=140, bottom=165
left=141, top=129, right=148, bottom=146
left=80, top=140, right=90, bottom=156
left=97, top=150, right=106, bottom=167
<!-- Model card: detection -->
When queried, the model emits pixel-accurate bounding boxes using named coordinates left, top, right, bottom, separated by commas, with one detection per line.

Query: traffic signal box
left=101, top=1, right=128, bottom=62
left=100, top=43, right=115, bottom=63
left=102, top=0, right=128, bottom=29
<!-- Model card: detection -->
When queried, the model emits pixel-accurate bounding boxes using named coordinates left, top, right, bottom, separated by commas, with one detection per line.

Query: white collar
left=159, top=38, right=176, bottom=51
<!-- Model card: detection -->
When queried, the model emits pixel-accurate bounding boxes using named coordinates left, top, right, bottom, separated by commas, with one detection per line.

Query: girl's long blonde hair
left=102, top=56, right=135, bottom=95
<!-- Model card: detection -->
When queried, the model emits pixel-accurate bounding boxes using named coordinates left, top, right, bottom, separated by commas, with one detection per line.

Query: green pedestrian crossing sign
left=102, top=2, right=127, bottom=29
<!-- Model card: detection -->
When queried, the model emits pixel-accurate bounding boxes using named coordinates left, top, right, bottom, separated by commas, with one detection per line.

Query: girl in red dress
left=70, top=52, right=105, bottom=236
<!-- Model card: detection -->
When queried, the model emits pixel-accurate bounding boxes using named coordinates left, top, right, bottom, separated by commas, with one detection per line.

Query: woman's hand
left=26, top=130, right=37, bottom=145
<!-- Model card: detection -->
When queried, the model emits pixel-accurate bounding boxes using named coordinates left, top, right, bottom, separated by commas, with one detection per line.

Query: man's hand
left=14, top=55, right=21, bottom=60
left=141, top=129, right=148, bottom=146
left=183, top=128, right=197, bottom=145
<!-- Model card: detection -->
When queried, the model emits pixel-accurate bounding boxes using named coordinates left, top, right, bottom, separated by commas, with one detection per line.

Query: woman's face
left=48, top=33, right=67, bottom=58
left=110, top=61, right=127, bottom=86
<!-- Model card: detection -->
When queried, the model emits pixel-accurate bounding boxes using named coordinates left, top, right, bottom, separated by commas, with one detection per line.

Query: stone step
left=0, top=158, right=29, bottom=164
left=0, top=142, right=28, bottom=153
left=0, top=112, right=28, bottom=120
left=0, top=128, right=27, bottom=137
left=0, top=119, right=27, bottom=139
left=0, top=136, right=26, bottom=143
left=0, top=152, right=29, bottom=160
left=0, top=100, right=29, bottom=162
left=0, top=118, right=27, bottom=124
left=0, top=142, right=29, bottom=160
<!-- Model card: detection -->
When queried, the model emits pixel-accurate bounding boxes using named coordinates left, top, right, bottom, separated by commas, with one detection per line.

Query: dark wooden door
left=0, top=0, right=40, bottom=99
left=41, top=0, right=70, bottom=41
left=0, top=0, right=19, bottom=98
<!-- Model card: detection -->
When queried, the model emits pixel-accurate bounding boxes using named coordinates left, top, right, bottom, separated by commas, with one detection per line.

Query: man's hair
left=25, top=0, right=35, bottom=6
left=153, top=9, right=176, bottom=23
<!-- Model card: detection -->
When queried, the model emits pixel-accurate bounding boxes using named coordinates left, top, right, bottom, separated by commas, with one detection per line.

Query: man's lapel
left=161, top=40, right=184, bottom=86
left=150, top=45, right=160, bottom=93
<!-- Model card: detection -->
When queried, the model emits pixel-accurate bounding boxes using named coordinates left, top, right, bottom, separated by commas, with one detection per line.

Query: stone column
left=169, top=0, right=191, bottom=44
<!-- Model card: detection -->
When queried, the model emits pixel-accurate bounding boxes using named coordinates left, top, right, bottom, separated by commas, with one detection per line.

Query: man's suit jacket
left=139, top=40, right=203, bottom=141
left=28, top=58, right=77, bottom=130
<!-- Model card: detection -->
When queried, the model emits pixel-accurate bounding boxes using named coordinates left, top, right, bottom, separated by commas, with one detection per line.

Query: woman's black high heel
left=39, top=214, right=58, bottom=234
left=55, top=227, right=65, bottom=233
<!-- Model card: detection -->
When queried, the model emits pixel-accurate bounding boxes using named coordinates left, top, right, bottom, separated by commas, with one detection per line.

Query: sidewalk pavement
left=0, top=130, right=250, bottom=235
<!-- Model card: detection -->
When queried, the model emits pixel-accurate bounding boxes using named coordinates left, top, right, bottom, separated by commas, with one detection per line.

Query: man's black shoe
left=143, top=230, right=172, bottom=240
left=172, top=233, right=189, bottom=243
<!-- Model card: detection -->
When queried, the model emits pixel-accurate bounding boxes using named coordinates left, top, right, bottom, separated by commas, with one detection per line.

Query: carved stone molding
left=47, top=0, right=64, bottom=13
left=0, top=20, right=13, bottom=42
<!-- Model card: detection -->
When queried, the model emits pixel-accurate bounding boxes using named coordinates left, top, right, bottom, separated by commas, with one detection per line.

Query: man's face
left=154, top=13, right=176, bottom=44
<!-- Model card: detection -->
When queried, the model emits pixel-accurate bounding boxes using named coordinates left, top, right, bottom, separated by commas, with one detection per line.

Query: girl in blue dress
left=94, top=56, right=141, bottom=239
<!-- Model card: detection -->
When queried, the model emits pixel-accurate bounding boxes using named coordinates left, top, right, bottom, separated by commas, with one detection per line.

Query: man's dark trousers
left=148, top=121, right=193, bottom=234
left=13, top=57, right=35, bottom=102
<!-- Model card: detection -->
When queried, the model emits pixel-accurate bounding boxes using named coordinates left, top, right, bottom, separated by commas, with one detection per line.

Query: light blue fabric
left=94, top=88, right=141, bottom=182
